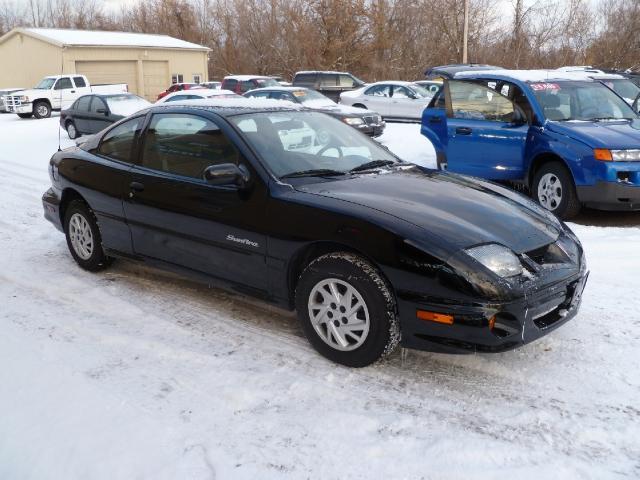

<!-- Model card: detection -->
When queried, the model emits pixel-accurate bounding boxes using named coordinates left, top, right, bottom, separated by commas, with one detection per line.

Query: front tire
left=66, top=121, right=79, bottom=139
left=532, top=161, right=581, bottom=219
left=64, top=200, right=112, bottom=271
left=295, top=253, right=400, bottom=367
left=33, top=101, right=51, bottom=119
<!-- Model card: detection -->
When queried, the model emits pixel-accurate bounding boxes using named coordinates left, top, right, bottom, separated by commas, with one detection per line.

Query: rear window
left=74, top=77, right=87, bottom=88
left=75, top=96, right=91, bottom=111
left=293, top=73, right=317, bottom=85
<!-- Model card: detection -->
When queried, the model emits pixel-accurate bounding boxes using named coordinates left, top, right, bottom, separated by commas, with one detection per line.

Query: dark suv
left=292, top=71, right=366, bottom=102
left=221, top=75, right=280, bottom=94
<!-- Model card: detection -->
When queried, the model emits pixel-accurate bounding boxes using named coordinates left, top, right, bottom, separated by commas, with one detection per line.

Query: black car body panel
left=43, top=103, right=588, bottom=354
left=292, top=71, right=366, bottom=102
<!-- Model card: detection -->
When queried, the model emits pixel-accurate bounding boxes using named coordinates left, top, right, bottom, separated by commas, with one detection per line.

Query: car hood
left=295, top=168, right=561, bottom=254
left=547, top=119, right=640, bottom=149
left=7, top=89, right=39, bottom=97
left=315, top=103, right=377, bottom=116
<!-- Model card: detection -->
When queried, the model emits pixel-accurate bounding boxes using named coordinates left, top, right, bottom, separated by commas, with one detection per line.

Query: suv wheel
left=64, top=200, right=112, bottom=271
left=532, top=161, right=581, bottom=219
left=33, top=101, right=51, bottom=119
left=295, top=253, right=400, bottom=367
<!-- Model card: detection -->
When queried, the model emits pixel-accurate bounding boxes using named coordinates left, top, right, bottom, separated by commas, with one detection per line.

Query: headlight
left=594, top=148, right=640, bottom=161
left=465, top=244, right=523, bottom=278
left=19, top=95, right=30, bottom=102
left=343, top=117, right=365, bottom=126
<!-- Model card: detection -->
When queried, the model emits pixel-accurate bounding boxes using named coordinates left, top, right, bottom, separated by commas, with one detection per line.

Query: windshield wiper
left=349, top=159, right=396, bottom=173
left=280, top=169, right=346, bottom=179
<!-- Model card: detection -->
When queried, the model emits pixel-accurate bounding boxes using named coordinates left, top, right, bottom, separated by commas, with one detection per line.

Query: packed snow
left=0, top=112, right=638, bottom=479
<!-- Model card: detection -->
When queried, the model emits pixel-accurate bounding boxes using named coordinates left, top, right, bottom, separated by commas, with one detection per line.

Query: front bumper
left=577, top=181, right=640, bottom=211
left=356, top=122, right=386, bottom=137
left=5, top=103, right=33, bottom=114
left=42, top=187, right=64, bottom=232
left=398, top=269, right=589, bottom=354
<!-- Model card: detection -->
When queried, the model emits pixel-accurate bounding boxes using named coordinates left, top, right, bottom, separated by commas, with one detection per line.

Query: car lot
left=0, top=113, right=638, bottom=478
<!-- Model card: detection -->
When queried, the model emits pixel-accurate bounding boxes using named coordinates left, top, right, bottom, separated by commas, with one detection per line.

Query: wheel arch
left=527, top=152, right=574, bottom=189
left=286, top=241, right=390, bottom=308
left=33, top=98, right=52, bottom=108
left=59, top=188, right=88, bottom=228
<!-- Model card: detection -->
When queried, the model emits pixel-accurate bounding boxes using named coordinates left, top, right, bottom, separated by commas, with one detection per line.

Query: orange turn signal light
left=488, top=315, right=496, bottom=330
left=594, top=149, right=613, bottom=161
left=417, top=310, right=454, bottom=325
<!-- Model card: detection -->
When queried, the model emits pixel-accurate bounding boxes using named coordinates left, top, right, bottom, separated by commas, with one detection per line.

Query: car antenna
left=58, top=47, right=65, bottom=152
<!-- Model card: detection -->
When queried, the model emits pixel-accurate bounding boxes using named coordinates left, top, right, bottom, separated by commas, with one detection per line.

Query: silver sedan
left=339, top=81, right=433, bottom=120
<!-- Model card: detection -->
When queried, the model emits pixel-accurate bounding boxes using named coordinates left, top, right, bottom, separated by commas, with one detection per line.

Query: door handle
left=70, top=90, right=75, bottom=93
left=129, top=181, right=144, bottom=192
left=455, top=127, right=472, bottom=135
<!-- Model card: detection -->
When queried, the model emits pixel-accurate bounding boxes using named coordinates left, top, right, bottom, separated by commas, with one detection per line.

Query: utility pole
left=462, top=0, right=469, bottom=63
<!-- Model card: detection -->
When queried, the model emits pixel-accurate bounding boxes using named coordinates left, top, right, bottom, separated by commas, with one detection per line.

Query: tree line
left=0, top=0, right=638, bottom=81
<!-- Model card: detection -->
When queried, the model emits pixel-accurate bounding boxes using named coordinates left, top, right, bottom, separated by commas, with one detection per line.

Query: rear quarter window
left=74, top=77, right=87, bottom=88
left=294, top=73, right=317, bottom=86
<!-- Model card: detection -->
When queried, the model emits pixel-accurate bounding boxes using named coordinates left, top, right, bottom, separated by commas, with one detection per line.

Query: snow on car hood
left=314, top=103, right=377, bottom=116
left=547, top=118, right=640, bottom=149
left=296, top=167, right=560, bottom=254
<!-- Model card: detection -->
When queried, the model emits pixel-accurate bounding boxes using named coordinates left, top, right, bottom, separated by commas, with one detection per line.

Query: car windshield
left=601, top=79, right=640, bottom=102
left=408, top=83, right=432, bottom=98
left=35, top=78, right=56, bottom=89
left=105, top=95, right=150, bottom=116
left=230, top=111, right=399, bottom=178
left=529, top=80, right=638, bottom=121
left=255, top=78, right=280, bottom=88
left=292, top=89, right=335, bottom=107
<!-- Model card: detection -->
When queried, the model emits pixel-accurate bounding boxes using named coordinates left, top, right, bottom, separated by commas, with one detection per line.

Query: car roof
left=223, top=75, right=273, bottom=81
left=77, top=92, right=140, bottom=99
left=426, top=64, right=504, bottom=75
left=163, top=88, right=235, bottom=97
left=247, top=86, right=310, bottom=92
left=294, top=70, right=352, bottom=75
left=454, top=69, right=601, bottom=82
left=149, top=97, right=303, bottom=116
left=365, top=80, right=417, bottom=86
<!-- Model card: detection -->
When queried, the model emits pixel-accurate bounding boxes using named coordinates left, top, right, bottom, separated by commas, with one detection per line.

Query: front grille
left=363, top=115, right=381, bottom=125
left=4, top=95, right=21, bottom=108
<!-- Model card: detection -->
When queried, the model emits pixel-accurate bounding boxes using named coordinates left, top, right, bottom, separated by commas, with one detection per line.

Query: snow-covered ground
left=0, top=112, right=638, bottom=479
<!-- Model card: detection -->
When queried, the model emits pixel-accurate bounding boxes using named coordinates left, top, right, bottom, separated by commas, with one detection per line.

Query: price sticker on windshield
left=531, top=83, right=560, bottom=91
left=293, top=91, right=307, bottom=97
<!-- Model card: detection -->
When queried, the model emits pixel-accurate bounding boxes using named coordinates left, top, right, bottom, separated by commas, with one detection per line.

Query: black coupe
left=43, top=99, right=588, bottom=366
left=60, top=93, right=150, bottom=139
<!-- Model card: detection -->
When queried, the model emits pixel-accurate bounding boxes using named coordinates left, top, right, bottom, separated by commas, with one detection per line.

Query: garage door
left=75, top=60, right=138, bottom=95
left=142, top=61, right=169, bottom=101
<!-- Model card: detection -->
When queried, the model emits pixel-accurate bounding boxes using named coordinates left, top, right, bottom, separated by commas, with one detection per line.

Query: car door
left=389, top=85, right=424, bottom=119
left=71, top=95, right=92, bottom=133
left=122, top=111, right=269, bottom=292
left=88, top=96, right=112, bottom=133
left=80, top=115, right=146, bottom=255
left=360, top=85, right=391, bottom=116
left=440, top=80, right=529, bottom=179
left=53, top=77, right=77, bottom=109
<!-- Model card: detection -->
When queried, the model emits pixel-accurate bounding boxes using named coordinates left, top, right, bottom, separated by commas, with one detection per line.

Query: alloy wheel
left=537, top=173, right=563, bottom=211
left=68, top=213, right=94, bottom=260
left=307, top=278, right=370, bottom=351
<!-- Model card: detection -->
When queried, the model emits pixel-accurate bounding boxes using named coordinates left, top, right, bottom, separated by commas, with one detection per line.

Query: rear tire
left=532, top=161, right=581, bottom=219
left=17, top=113, right=32, bottom=119
left=66, top=121, right=79, bottom=139
left=64, top=200, right=113, bottom=271
left=33, top=101, right=51, bottom=119
left=295, top=252, right=400, bottom=367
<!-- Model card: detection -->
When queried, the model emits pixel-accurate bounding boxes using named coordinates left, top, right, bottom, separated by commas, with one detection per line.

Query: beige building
left=0, top=28, right=209, bottom=100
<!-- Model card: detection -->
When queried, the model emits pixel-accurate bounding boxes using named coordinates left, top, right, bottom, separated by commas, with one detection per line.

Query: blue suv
left=421, top=70, right=640, bottom=218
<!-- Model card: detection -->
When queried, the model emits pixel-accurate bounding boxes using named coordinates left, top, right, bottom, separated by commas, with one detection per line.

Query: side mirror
left=203, top=163, right=250, bottom=187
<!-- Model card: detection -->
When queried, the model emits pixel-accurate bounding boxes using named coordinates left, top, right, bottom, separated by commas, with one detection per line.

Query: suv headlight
left=19, top=95, right=30, bottom=102
left=343, top=117, right=364, bottom=126
left=465, top=244, right=523, bottom=278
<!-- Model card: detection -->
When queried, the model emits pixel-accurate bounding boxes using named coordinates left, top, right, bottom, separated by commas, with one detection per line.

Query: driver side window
left=448, top=81, right=515, bottom=122
left=140, top=113, right=239, bottom=179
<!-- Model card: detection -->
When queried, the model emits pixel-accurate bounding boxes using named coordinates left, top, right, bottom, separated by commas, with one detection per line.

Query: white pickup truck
left=4, top=74, right=128, bottom=119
